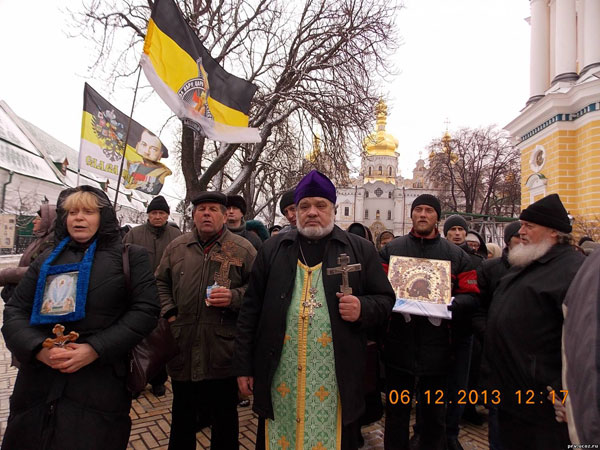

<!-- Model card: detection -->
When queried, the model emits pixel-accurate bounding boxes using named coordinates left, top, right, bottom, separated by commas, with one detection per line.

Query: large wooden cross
left=42, top=324, right=79, bottom=349
left=210, top=241, right=243, bottom=288
left=326, top=253, right=362, bottom=295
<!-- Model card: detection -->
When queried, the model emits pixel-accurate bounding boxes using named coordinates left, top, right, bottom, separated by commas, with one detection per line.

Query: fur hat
left=226, top=195, right=247, bottom=215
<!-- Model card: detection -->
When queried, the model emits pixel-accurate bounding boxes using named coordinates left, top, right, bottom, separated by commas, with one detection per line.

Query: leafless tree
left=71, top=0, right=401, bottom=214
left=427, top=126, right=521, bottom=216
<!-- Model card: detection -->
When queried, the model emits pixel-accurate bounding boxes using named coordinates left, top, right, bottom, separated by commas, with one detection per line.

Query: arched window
left=388, top=166, right=392, bottom=176
left=365, top=191, right=369, bottom=198
left=364, top=210, right=369, bottom=219
left=368, top=167, right=372, bottom=176
left=376, top=209, right=380, bottom=219
left=388, top=191, right=392, bottom=198
left=378, top=165, right=382, bottom=175
left=387, top=210, right=392, bottom=220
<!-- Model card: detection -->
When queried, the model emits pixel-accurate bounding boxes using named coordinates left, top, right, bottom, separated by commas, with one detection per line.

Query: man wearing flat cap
left=233, top=170, right=395, bottom=450
left=484, top=193, right=584, bottom=449
left=379, top=194, right=480, bottom=450
left=226, top=194, right=262, bottom=251
left=155, top=191, right=257, bottom=450
left=123, top=195, right=181, bottom=396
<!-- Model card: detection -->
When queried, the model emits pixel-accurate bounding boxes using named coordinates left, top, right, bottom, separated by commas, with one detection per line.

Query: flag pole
left=113, top=65, right=143, bottom=209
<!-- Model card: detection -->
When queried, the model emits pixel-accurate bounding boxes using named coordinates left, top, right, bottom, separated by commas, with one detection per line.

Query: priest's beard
left=297, top=217, right=335, bottom=239
left=508, top=239, right=554, bottom=267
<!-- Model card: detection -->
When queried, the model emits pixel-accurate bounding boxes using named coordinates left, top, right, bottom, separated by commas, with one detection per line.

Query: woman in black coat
left=1, top=186, right=160, bottom=450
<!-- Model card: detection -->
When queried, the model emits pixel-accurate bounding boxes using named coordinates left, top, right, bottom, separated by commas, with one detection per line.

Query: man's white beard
left=297, top=220, right=334, bottom=239
left=508, top=239, right=554, bottom=267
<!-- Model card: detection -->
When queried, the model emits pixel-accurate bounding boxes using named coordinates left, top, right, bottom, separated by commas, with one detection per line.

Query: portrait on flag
left=79, top=83, right=172, bottom=195
left=388, top=256, right=453, bottom=319
left=140, top=0, right=260, bottom=143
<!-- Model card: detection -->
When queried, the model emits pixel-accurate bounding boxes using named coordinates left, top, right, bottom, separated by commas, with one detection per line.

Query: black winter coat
left=472, top=248, right=511, bottom=340
left=1, top=186, right=160, bottom=450
left=232, top=226, right=395, bottom=425
left=379, top=232, right=479, bottom=375
left=484, top=243, right=584, bottom=425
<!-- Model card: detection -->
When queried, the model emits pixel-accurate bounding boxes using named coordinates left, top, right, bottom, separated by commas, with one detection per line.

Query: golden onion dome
left=363, top=99, right=398, bottom=156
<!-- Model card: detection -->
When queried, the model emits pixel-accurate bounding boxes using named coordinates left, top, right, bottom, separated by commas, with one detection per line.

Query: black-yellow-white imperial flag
left=140, top=0, right=261, bottom=143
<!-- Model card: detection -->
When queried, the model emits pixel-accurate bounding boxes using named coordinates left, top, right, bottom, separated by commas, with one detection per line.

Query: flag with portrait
left=79, top=83, right=172, bottom=195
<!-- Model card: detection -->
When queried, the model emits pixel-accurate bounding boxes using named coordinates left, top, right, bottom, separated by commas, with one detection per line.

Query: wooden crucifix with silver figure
left=42, top=324, right=79, bottom=349
left=326, top=253, right=362, bottom=295
left=210, top=241, right=243, bottom=288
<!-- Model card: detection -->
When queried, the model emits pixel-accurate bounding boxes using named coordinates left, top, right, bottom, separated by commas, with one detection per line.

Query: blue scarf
left=30, top=237, right=97, bottom=325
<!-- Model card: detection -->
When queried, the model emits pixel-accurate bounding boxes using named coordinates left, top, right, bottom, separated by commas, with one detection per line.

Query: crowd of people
left=0, top=170, right=598, bottom=450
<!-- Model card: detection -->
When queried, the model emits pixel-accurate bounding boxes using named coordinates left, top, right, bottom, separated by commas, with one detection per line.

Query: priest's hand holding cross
left=336, top=292, right=361, bottom=322
left=327, top=253, right=362, bottom=322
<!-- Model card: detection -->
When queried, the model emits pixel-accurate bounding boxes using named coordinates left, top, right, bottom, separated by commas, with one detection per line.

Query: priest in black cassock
left=234, top=170, right=395, bottom=450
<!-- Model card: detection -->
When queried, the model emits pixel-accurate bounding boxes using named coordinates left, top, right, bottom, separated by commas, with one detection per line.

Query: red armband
left=456, top=270, right=480, bottom=294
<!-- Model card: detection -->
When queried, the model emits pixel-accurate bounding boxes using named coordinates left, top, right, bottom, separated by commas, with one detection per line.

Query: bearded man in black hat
left=123, top=195, right=181, bottom=396
left=233, top=170, right=394, bottom=450
left=484, top=193, right=584, bottom=449
left=379, top=194, right=480, bottom=450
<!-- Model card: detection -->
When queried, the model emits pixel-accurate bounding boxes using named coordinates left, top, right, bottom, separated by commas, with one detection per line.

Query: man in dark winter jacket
left=485, top=194, right=584, bottom=449
left=439, top=214, right=484, bottom=450
left=226, top=194, right=262, bottom=251
left=156, top=191, right=256, bottom=450
left=123, top=195, right=181, bottom=396
left=234, top=170, right=395, bottom=450
left=380, top=195, right=479, bottom=450
left=473, top=220, right=520, bottom=450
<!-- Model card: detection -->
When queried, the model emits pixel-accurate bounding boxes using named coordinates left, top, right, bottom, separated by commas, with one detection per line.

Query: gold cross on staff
left=42, top=324, right=79, bottom=349
left=210, top=241, right=243, bottom=288
left=326, top=253, right=362, bottom=295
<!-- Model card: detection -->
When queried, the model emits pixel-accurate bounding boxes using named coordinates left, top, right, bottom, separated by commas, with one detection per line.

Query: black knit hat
left=147, top=195, right=170, bottom=214
left=519, top=193, right=572, bottom=233
left=411, top=194, right=441, bottom=220
left=192, top=191, right=227, bottom=207
left=503, top=221, right=521, bottom=245
left=226, top=195, right=247, bottom=215
left=280, top=190, right=295, bottom=214
left=443, top=214, right=468, bottom=236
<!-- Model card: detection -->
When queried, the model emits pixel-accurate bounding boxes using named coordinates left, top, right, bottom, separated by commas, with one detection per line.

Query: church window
left=376, top=209, right=380, bottom=219
left=368, top=167, right=372, bottom=176
left=364, top=210, right=369, bottom=219
left=375, top=187, right=383, bottom=197
left=344, top=206, right=349, bottom=216
left=365, top=190, right=369, bottom=198
left=388, top=166, right=392, bottom=176
left=388, top=210, right=392, bottom=220
left=378, top=165, right=382, bottom=175
left=388, top=191, right=392, bottom=198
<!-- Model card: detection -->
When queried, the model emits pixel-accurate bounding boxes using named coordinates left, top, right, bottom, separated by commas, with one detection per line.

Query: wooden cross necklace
left=298, top=242, right=323, bottom=323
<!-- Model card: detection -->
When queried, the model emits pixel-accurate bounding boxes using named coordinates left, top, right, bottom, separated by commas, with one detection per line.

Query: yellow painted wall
left=521, top=118, right=600, bottom=225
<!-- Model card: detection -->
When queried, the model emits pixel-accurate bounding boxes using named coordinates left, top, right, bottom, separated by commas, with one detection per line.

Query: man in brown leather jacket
left=155, top=191, right=256, bottom=450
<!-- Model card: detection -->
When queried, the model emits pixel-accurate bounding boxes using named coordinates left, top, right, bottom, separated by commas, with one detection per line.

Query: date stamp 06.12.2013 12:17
left=386, top=389, right=569, bottom=406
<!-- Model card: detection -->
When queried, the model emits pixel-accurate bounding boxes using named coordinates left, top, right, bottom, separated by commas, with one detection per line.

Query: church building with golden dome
left=335, top=101, right=440, bottom=238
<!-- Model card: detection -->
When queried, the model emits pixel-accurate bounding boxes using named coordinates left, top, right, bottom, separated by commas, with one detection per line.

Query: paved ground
left=0, top=255, right=490, bottom=448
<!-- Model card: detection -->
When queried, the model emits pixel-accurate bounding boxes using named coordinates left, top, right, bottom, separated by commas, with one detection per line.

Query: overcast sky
left=0, top=0, right=531, bottom=198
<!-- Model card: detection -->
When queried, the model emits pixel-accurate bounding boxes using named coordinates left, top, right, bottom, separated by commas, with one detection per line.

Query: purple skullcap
left=294, top=170, right=336, bottom=205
